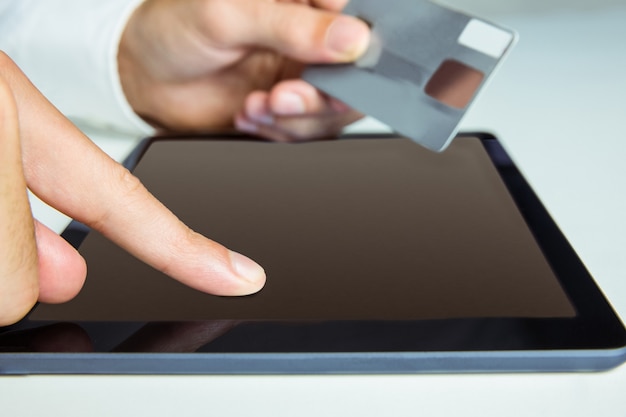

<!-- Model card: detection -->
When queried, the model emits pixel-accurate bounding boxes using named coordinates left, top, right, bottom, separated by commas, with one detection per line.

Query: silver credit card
left=303, top=0, right=516, bottom=152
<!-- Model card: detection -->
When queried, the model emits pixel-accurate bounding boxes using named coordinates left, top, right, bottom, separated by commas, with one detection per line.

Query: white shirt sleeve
left=1, top=0, right=156, bottom=233
left=0, top=0, right=154, bottom=137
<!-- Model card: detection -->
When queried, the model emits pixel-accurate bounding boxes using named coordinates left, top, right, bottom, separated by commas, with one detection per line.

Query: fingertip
left=251, top=3, right=369, bottom=64
left=34, top=222, right=87, bottom=304
left=244, top=92, right=274, bottom=125
left=152, top=228, right=265, bottom=297
left=325, top=15, right=371, bottom=61
left=235, top=113, right=259, bottom=134
left=269, top=81, right=323, bottom=115
left=271, top=91, right=307, bottom=115
left=229, top=251, right=266, bottom=295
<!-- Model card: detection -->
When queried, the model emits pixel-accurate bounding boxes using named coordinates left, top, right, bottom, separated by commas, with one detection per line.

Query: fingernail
left=235, top=117, right=258, bottom=133
left=247, top=96, right=275, bottom=125
left=325, top=16, right=370, bottom=60
left=229, top=251, right=265, bottom=284
left=248, top=112, right=274, bottom=125
left=274, top=91, right=306, bottom=115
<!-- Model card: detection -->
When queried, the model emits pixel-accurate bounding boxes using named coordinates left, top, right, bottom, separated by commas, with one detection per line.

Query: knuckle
left=156, top=225, right=198, bottom=276
left=115, top=165, right=144, bottom=196
left=89, top=166, right=145, bottom=231
left=197, top=0, right=241, bottom=45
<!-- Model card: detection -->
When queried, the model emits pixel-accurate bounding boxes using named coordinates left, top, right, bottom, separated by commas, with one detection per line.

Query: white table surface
left=3, top=1, right=626, bottom=416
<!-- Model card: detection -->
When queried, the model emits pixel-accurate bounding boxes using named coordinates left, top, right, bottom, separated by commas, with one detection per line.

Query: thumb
left=0, top=75, right=39, bottom=326
left=4, top=51, right=266, bottom=299
left=34, top=220, right=87, bottom=305
left=204, top=0, right=370, bottom=63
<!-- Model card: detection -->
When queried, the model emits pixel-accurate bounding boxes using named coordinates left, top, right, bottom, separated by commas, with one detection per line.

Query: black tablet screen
left=31, top=136, right=575, bottom=322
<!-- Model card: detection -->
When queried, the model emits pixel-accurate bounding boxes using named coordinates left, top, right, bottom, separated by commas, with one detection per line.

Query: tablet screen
left=31, top=136, right=575, bottom=322
left=4, top=134, right=625, bottom=373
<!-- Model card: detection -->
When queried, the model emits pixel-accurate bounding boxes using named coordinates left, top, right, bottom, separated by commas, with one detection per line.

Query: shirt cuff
left=5, top=0, right=154, bottom=137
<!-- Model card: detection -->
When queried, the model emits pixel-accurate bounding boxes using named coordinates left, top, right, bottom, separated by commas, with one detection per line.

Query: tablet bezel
left=1, top=133, right=625, bottom=374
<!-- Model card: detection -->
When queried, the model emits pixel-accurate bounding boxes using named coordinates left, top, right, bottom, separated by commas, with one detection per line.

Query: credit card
left=303, top=0, right=516, bottom=151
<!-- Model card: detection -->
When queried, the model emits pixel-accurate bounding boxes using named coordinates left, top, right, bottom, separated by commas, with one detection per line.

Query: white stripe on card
left=458, top=19, right=513, bottom=59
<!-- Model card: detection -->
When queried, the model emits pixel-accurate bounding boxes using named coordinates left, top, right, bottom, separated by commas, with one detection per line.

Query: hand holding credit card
left=303, top=0, right=516, bottom=151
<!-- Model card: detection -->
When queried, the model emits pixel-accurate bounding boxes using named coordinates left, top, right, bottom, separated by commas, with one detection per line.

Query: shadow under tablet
left=32, top=135, right=575, bottom=322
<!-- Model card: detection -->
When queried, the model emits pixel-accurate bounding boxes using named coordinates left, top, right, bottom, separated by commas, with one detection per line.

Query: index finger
left=4, top=55, right=265, bottom=297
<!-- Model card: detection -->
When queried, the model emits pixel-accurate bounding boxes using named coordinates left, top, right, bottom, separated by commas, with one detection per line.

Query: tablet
left=1, top=133, right=625, bottom=374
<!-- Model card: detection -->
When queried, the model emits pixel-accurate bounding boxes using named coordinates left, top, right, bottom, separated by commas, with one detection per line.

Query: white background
left=3, top=1, right=626, bottom=415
